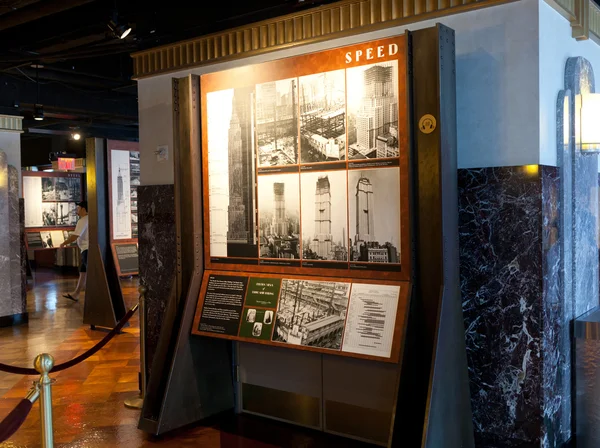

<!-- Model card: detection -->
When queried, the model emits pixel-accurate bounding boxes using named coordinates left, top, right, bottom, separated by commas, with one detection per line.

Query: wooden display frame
left=192, top=270, right=410, bottom=363
left=200, top=34, right=411, bottom=283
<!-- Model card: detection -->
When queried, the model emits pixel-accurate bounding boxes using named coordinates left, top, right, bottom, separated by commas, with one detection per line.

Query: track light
left=108, top=19, right=131, bottom=39
left=33, top=104, right=44, bottom=121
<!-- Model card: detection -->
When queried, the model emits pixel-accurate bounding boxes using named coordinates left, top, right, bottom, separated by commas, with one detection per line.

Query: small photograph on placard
left=256, top=78, right=299, bottom=167
left=41, top=203, right=57, bottom=226
left=272, top=279, right=350, bottom=350
left=258, top=173, right=300, bottom=259
left=301, top=170, right=348, bottom=261
left=41, top=178, right=56, bottom=201
left=299, top=69, right=346, bottom=164
left=207, top=88, right=258, bottom=259
left=347, top=61, right=399, bottom=160
left=342, top=283, right=400, bottom=358
left=239, top=308, right=274, bottom=341
left=348, top=168, right=400, bottom=264
left=40, top=231, right=53, bottom=248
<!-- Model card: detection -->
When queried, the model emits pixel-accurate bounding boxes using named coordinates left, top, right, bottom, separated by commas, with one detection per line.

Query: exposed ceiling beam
left=0, top=0, right=96, bottom=32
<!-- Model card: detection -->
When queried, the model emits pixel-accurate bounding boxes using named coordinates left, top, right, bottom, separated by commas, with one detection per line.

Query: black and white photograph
left=272, top=279, right=351, bottom=350
left=252, top=322, right=263, bottom=337
left=55, top=177, right=81, bottom=201
left=247, top=309, right=256, bottom=323
left=41, top=177, right=56, bottom=201
left=111, top=149, right=132, bottom=239
left=299, top=69, right=346, bottom=164
left=40, top=231, right=53, bottom=248
left=56, top=202, right=77, bottom=225
left=300, top=171, right=348, bottom=261
left=264, top=310, right=273, bottom=324
left=257, top=173, right=300, bottom=259
left=207, top=87, right=258, bottom=258
left=348, top=168, right=400, bottom=263
left=256, top=78, right=299, bottom=167
left=42, top=203, right=57, bottom=226
left=347, top=61, right=399, bottom=160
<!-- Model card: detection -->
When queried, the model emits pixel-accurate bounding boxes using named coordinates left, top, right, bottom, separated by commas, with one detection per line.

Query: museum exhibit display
left=138, top=25, right=471, bottom=448
left=108, top=140, right=140, bottom=277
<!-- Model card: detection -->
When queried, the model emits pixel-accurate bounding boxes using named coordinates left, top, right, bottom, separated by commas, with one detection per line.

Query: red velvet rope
left=0, top=399, right=33, bottom=443
left=0, top=305, right=138, bottom=376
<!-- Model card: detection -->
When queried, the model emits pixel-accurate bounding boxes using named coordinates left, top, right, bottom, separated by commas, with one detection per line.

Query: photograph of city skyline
left=256, top=78, right=299, bottom=167
left=272, top=279, right=351, bottom=350
left=348, top=168, right=400, bottom=263
left=347, top=61, right=399, bottom=160
left=257, top=173, right=300, bottom=259
left=300, top=170, right=348, bottom=262
left=299, top=69, right=347, bottom=164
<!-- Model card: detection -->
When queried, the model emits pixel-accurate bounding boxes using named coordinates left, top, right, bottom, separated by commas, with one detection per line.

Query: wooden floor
left=0, top=270, right=374, bottom=448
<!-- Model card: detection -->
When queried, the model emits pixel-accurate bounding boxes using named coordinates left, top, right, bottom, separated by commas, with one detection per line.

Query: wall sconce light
left=576, top=93, right=600, bottom=152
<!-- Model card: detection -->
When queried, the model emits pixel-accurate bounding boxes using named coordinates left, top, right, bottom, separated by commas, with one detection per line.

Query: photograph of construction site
left=272, top=279, right=351, bottom=350
left=300, top=170, right=348, bottom=261
left=347, top=61, right=399, bottom=160
left=255, top=78, right=299, bottom=167
left=257, top=173, right=301, bottom=259
left=299, top=69, right=346, bottom=164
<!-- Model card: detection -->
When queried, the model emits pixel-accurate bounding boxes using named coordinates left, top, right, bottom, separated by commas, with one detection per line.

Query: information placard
left=198, top=274, right=248, bottom=335
left=112, top=243, right=139, bottom=276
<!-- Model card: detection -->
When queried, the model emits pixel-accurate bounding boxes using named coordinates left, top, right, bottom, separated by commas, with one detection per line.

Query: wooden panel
left=131, top=0, right=514, bottom=79
left=191, top=270, right=412, bottom=364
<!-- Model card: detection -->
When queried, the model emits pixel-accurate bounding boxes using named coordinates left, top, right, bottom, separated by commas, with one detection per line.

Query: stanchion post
left=34, top=353, right=54, bottom=448
left=125, top=284, right=147, bottom=410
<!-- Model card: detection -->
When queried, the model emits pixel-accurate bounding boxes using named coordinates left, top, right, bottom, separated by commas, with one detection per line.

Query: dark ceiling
left=0, top=0, right=334, bottom=166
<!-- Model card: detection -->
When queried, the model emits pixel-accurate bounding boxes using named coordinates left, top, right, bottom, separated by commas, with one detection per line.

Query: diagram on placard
left=111, top=149, right=132, bottom=240
left=272, top=279, right=350, bottom=350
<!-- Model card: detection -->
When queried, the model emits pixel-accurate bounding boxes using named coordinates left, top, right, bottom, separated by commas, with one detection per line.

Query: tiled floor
left=0, top=270, right=374, bottom=448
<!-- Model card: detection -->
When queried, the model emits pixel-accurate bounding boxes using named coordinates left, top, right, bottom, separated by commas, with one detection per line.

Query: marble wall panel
left=138, top=184, right=176, bottom=379
left=8, top=165, right=23, bottom=316
left=0, top=152, right=11, bottom=318
left=459, top=166, right=543, bottom=447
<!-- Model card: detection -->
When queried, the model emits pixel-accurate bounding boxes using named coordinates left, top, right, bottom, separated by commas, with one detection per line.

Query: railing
left=0, top=286, right=146, bottom=447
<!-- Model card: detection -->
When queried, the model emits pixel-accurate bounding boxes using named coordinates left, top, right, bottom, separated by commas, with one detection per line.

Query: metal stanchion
left=34, top=353, right=54, bottom=448
left=124, top=285, right=147, bottom=410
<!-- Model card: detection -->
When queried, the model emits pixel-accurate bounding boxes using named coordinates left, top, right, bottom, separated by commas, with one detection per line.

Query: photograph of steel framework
left=347, top=61, right=399, bottom=160
left=256, top=78, right=299, bottom=167
left=301, top=170, right=348, bottom=261
left=257, top=173, right=300, bottom=259
left=272, top=279, right=351, bottom=350
left=299, top=69, right=346, bottom=164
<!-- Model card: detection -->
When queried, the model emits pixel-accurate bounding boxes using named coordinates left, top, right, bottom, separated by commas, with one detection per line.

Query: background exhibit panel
left=257, top=173, right=300, bottom=259
left=272, top=278, right=351, bottom=350
left=299, top=69, right=347, bottom=164
left=342, top=283, right=400, bottom=358
left=41, top=177, right=56, bottom=201
left=346, top=61, right=400, bottom=160
left=256, top=77, right=299, bottom=168
left=23, top=176, right=42, bottom=227
left=207, top=88, right=258, bottom=259
left=300, top=170, right=348, bottom=261
left=348, top=167, right=401, bottom=264
left=111, top=149, right=133, bottom=240
left=54, top=177, right=81, bottom=202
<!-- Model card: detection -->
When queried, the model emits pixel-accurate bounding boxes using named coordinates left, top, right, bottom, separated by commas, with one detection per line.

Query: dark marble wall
left=138, top=185, right=176, bottom=379
left=459, top=166, right=544, bottom=447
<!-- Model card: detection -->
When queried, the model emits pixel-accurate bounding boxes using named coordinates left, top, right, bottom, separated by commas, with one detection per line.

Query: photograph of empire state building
left=206, top=87, right=258, bottom=259
left=347, top=61, right=399, bottom=160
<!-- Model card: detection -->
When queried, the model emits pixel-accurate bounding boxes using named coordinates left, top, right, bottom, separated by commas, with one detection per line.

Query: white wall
left=138, top=0, right=540, bottom=185
left=539, top=0, right=600, bottom=167
left=0, top=131, right=21, bottom=194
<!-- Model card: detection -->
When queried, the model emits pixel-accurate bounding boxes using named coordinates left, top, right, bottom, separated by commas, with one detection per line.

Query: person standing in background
left=60, top=201, right=89, bottom=302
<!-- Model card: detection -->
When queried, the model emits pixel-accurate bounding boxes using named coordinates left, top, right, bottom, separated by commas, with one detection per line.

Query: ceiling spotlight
left=33, top=104, right=44, bottom=121
left=72, top=132, right=81, bottom=141
left=108, top=19, right=131, bottom=39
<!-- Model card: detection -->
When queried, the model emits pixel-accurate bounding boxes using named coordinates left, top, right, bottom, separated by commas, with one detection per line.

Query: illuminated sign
left=58, top=157, right=76, bottom=171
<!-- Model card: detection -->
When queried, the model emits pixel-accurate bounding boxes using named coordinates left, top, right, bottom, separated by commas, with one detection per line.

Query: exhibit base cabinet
left=138, top=25, right=473, bottom=448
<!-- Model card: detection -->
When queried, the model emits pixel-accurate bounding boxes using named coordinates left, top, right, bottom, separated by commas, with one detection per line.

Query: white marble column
left=0, top=151, right=12, bottom=318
